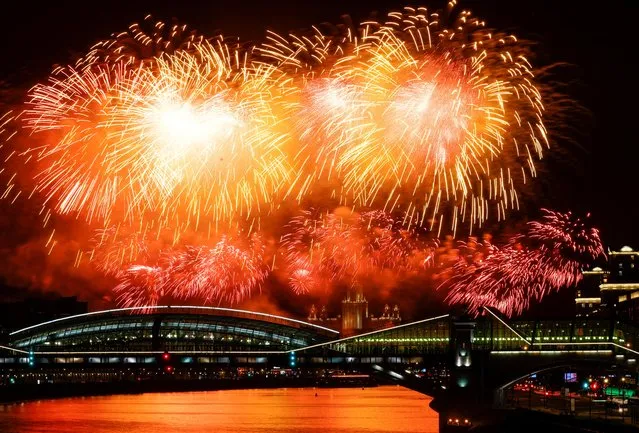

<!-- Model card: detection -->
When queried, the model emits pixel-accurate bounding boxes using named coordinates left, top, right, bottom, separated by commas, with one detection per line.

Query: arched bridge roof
left=6, top=306, right=339, bottom=354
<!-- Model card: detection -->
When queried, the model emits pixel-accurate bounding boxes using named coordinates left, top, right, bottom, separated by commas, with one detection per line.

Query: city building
left=308, top=290, right=401, bottom=335
left=576, top=246, right=639, bottom=320
left=341, top=286, right=369, bottom=334
left=600, top=246, right=639, bottom=321
left=575, top=267, right=606, bottom=317
left=369, top=303, right=402, bottom=329
left=307, top=304, right=339, bottom=328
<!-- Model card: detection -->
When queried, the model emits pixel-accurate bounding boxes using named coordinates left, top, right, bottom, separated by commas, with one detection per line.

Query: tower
left=392, top=304, right=401, bottom=321
left=381, top=304, right=391, bottom=319
left=308, top=304, right=318, bottom=321
left=341, top=285, right=368, bottom=333
left=319, top=305, right=328, bottom=320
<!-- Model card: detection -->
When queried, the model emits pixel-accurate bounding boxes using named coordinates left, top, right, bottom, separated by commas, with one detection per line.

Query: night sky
left=0, top=0, right=636, bottom=314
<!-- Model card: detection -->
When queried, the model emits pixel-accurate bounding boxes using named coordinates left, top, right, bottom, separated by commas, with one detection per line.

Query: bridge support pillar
left=431, top=318, right=485, bottom=431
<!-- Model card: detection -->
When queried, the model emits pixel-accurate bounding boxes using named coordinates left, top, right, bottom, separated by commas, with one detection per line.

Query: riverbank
left=474, top=408, right=639, bottom=433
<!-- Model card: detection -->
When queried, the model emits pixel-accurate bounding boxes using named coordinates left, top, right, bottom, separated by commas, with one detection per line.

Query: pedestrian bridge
left=291, top=307, right=639, bottom=362
left=1, top=306, right=637, bottom=370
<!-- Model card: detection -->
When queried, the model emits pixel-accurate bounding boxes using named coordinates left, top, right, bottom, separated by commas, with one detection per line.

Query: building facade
left=599, top=246, right=639, bottom=321
left=577, top=246, right=639, bottom=321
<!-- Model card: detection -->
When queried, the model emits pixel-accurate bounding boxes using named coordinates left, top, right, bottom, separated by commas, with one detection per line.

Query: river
left=0, top=385, right=438, bottom=433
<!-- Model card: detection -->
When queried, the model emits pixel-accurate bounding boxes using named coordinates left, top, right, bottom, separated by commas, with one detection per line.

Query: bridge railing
left=294, top=315, right=452, bottom=357
left=484, top=310, right=639, bottom=357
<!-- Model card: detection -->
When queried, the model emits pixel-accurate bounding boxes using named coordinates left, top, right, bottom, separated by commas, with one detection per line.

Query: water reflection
left=0, top=386, right=437, bottom=433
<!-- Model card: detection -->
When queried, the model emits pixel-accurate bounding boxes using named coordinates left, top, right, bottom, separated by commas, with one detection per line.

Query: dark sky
left=0, top=0, right=636, bottom=313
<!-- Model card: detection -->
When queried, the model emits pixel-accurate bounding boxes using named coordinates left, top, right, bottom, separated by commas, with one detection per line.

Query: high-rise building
left=306, top=304, right=338, bottom=328
left=599, top=246, right=639, bottom=321
left=575, top=246, right=639, bottom=320
left=319, top=305, right=328, bottom=321
left=341, top=285, right=368, bottom=334
left=307, top=292, right=401, bottom=335
left=575, top=267, right=606, bottom=317
left=392, top=304, right=401, bottom=320
left=308, top=304, right=318, bottom=321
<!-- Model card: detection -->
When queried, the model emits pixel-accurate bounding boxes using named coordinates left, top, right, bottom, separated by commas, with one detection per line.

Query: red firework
left=442, top=210, right=604, bottom=317
left=281, top=209, right=423, bottom=294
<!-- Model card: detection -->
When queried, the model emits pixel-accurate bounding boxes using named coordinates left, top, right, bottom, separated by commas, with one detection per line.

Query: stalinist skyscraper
left=341, top=284, right=368, bottom=334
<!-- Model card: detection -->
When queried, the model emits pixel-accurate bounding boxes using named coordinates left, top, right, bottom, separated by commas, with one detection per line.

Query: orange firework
left=12, top=38, right=293, bottom=241
left=261, top=4, right=546, bottom=234
left=76, top=15, right=206, bottom=70
left=281, top=209, right=363, bottom=294
left=110, top=234, right=267, bottom=307
left=106, top=41, right=292, bottom=233
left=90, top=227, right=152, bottom=276
left=0, top=4, right=557, bottom=307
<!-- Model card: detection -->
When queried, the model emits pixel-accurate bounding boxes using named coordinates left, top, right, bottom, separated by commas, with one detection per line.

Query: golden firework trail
left=0, top=4, right=555, bottom=307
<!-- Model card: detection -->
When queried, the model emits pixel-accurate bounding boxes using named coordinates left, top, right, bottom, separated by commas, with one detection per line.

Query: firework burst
left=281, top=209, right=421, bottom=294
left=113, top=265, right=165, bottom=310
left=163, top=235, right=268, bottom=304
left=9, top=38, right=293, bottom=241
left=110, top=234, right=267, bottom=307
left=261, top=5, right=547, bottom=233
left=442, top=210, right=604, bottom=317
left=76, top=15, right=206, bottom=70
left=0, top=3, right=564, bottom=309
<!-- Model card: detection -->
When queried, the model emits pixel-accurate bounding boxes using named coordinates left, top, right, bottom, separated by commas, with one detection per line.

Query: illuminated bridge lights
left=2, top=308, right=639, bottom=365
left=359, top=338, right=448, bottom=343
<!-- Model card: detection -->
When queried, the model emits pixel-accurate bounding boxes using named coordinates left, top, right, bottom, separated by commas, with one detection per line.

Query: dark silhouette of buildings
left=0, top=296, right=88, bottom=336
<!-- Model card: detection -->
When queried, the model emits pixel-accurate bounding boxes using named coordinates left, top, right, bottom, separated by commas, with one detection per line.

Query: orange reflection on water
left=0, top=386, right=437, bottom=433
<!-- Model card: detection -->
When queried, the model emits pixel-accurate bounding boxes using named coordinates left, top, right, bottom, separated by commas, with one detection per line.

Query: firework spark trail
left=76, top=15, right=206, bottom=71
left=260, top=5, right=547, bottom=232
left=89, top=227, right=151, bottom=276
left=163, top=235, right=268, bottom=304
left=442, top=210, right=604, bottom=317
left=113, top=265, right=165, bottom=310
left=105, top=42, right=293, bottom=233
left=0, top=4, right=561, bottom=308
left=6, top=4, right=548, bottom=237
left=281, top=210, right=362, bottom=294
left=7, top=40, right=293, bottom=243
left=110, top=234, right=267, bottom=307
left=281, top=209, right=424, bottom=294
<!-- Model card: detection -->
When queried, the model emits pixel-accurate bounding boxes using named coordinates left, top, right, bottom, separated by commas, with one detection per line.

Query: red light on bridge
left=162, top=352, right=170, bottom=361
